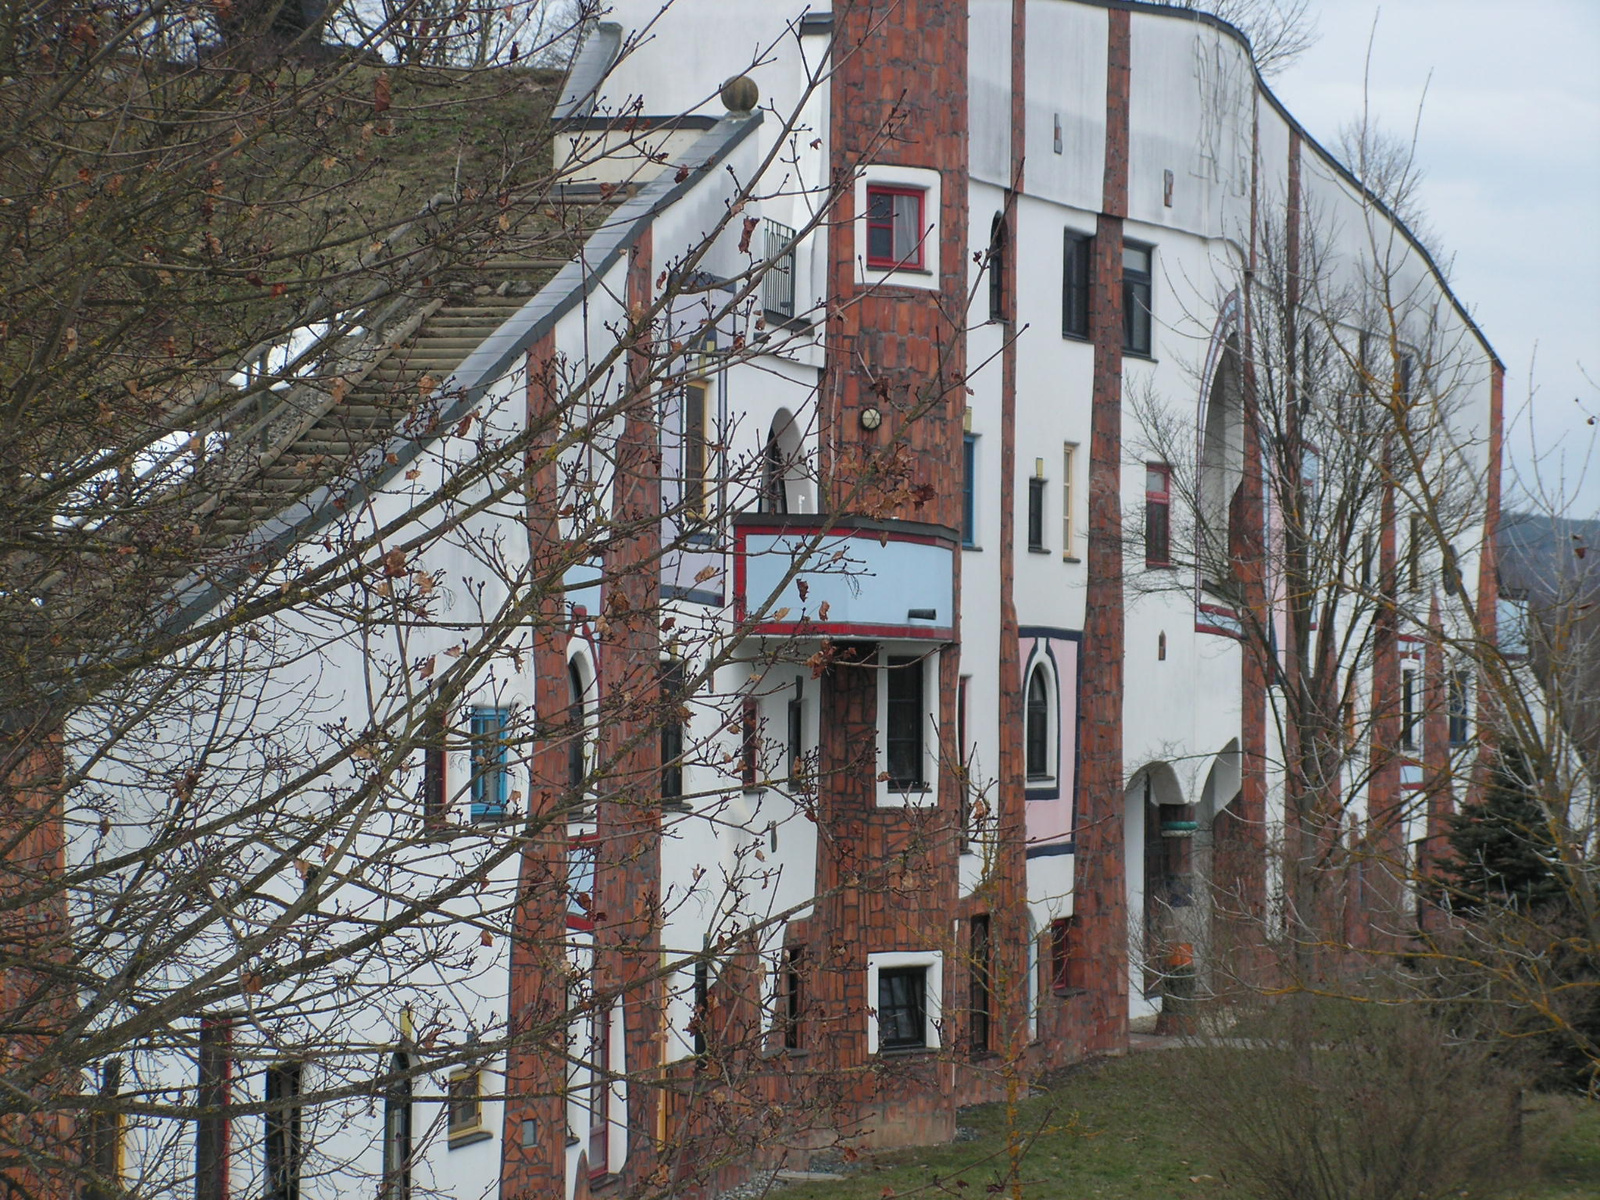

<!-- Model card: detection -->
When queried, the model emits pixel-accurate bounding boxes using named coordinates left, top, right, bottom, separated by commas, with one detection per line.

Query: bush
left=1182, top=997, right=1526, bottom=1200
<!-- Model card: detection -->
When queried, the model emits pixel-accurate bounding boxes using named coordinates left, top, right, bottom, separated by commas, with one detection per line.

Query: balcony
left=733, top=514, right=956, bottom=642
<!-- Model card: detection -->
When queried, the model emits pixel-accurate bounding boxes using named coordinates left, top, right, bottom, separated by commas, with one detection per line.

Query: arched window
left=567, top=659, right=588, bottom=790
left=1199, top=336, right=1243, bottom=590
left=760, top=427, right=788, bottom=515
left=381, top=1051, right=412, bottom=1200
left=988, top=212, right=1009, bottom=322
left=1025, top=663, right=1051, bottom=781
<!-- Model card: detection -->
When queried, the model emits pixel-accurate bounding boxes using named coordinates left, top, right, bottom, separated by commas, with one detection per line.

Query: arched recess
left=1198, top=332, right=1245, bottom=594
left=564, top=641, right=598, bottom=815
left=759, top=407, right=809, bottom=515
left=1124, top=763, right=1187, bottom=1016
left=1199, top=739, right=1251, bottom=964
left=1023, top=655, right=1058, bottom=788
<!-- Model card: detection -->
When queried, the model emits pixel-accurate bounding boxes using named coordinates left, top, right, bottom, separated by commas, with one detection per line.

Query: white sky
left=1268, top=0, right=1600, bottom=518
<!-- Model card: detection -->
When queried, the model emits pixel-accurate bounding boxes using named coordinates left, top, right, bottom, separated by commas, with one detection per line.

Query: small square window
left=447, top=1069, right=486, bottom=1144
left=865, top=186, right=925, bottom=270
left=877, top=967, right=928, bottom=1050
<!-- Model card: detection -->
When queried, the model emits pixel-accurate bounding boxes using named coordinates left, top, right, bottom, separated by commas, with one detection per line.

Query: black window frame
left=263, top=1061, right=304, bottom=1200
left=1025, top=666, right=1051, bottom=781
left=566, top=661, right=587, bottom=794
left=988, top=212, right=1009, bottom=322
left=195, top=1018, right=232, bottom=1200
left=884, top=656, right=927, bottom=790
left=381, top=1051, right=414, bottom=1200
left=421, top=706, right=448, bottom=829
left=780, top=946, right=804, bottom=1052
left=659, top=659, right=686, bottom=807
left=85, top=1058, right=123, bottom=1200
left=786, top=678, right=804, bottom=782
left=1122, top=241, right=1153, bottom=356
left=969, top=916, right=992, bottom=1055
left=877, top=966, right=928, bottom=1051
left=1401, top=668, right=1419, bottom=752
left=1448, top=669, right=1470, bottom=746
left=961, top=432, right=978, bottom=548
left=1062, top=229, right=1091, bottom=339
left=1027, top=476, right=1047, bottom=552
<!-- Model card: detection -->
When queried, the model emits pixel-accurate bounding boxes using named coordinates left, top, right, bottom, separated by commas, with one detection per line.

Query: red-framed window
left=865, top=185, right=925, bottom=270
left=1144, top=463, right=1172, bottom=567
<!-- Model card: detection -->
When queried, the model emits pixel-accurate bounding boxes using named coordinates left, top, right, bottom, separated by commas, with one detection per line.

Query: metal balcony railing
left=761, top=219, right=796, bottom=321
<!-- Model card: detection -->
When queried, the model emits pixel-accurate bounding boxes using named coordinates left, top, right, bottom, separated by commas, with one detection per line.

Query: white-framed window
left=1024, top=657, right=1057, bottom=788
left=866, top=950, right=944, bottom=1054
left=877, top=649, right=939, bottom=806
left=565, top=642, right=597, bottom=822
left=1062, top=442, right=1079, bottom=560
left=854, top=165, right=942, bottom=291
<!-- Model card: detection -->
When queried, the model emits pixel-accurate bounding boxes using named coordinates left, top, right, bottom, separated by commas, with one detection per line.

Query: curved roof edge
left=160, top=110, right=764, bottom=634
left=1077, top=0, right=1502, bottom=371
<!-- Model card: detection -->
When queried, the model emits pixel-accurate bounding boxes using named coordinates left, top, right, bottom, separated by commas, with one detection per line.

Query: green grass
left=776, top=1051, right=1600, bottom=1200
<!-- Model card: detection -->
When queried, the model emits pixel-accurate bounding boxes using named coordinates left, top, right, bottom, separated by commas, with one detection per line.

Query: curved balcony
left=733, top=514, right=957, bottom=642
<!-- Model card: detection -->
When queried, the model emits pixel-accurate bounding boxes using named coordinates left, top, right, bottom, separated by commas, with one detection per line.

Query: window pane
left=962, top=434, right=976, bottom=546
left=1026, top=670, right=1049, bottom=779
left=885, top=657, right=925, bottom=788
left=867, top=190, right=893, bottom=222
left=1123, top=244, right=1150, bottom=273
left=892, top=192, right=921, bottom=264
left=867, top=221, right=894, bottom=263
left=878, top=967, right=926, bottom=1049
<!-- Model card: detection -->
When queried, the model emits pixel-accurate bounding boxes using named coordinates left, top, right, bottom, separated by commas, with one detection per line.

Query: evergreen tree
left=1445, top=742, right=1566, bottom=913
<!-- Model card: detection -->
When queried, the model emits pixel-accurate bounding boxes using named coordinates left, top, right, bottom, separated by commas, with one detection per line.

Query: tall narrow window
left=263, top=1062, right=303, bottom=1200
left=1401, top=669, right=1419, bottom=751
left=865, top=185, right=925, bottom=270
left=885, top=656, right=926, bottom=790
left=86, top=1058, right=123, bottom=1200
left=1123, top=243, right=1153, bottom=355
left=1025, top=666, right=1051, bottom=781
left=421, top=707, right=447, bottom=828
left=1050, top=918, right=1082, bottom=994
left=877, top=967, right=929, bottom=1050
left=957, top=675, right=972, bottom=847
left=692, top=960, right=710, bottom=1057
left=740, top=696, right=760, bottom=791
left=1360, top=532, right=1374, bottom=588
left=566, top=836, right=597, bottom=929
left=1407, top=513, right=1423, bottom=591
left=381, top=1052, right=413, bottom=1200
left=1062, top=230, right=1091, bottom=339
left=1027, top=476, right=1047, bottom=551
left=567, top=661, right=587, bottom=794
left=1062, top=443, right=1078, bottom=558
left=1145, top=464, right=1172, bottom=567
left=659, top=660, right=686, bottom=807
left=760, top=427, right=788, bottom=515
left=195, top=1018, right=232, bottom=1200
left=682, top=382, right=709, bottom=521
left=1448, top=670, right=1470, bottom=746
left=780, top=946, right=804, bottom=1051
left=969, top=916, right=992, bottom=1055
left=987, top=213, right=1008, bottom=322
left=469, top=707, right=510, bottom=821
left=587, top=1007, right=609, bottom=1176
left=962, top=433, right=978, bottom=548
left=786, top=678, right=804, bottom=782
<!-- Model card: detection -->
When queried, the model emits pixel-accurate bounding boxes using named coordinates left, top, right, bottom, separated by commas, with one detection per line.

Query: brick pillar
left=0, top=723, right=76, bottom=1200
left=596, top=229, right=665, bottom=1191
left=1073, top=7, right=1131, bottom=1055
left=1417, top=596, right=1453, bottom=932
left=807, top=0, right=968, bottom=1149
left=501, top=332, right=571, bottom=1199
left=1468, top=362, right=1505, bottom=808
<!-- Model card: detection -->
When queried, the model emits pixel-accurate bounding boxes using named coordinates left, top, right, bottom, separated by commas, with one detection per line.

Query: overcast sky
left=1267, top=0, right=1600, bottom=519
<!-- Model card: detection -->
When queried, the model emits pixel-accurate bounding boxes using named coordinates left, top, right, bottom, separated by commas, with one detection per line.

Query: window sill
left=448, top=1129, right=494, bottom=1150
left=1027, top=546, right=1050, bottom=555
left=1123, top=349, right=1158, bottom=363
left=660, top=799, right=691, bottom=812
left=1145, top=562, right=1177, bottom=571
left=1062, top=555, right=1081, bottom=564
left=1052, top=986, right=1089, bottom=999
left=1061, top=330, right=1092, bottom=344
left=876, top=1045, right=934, bottom=1058
left=865, top=263, right=932, bottom=276
left=962, top=542, right=982, bottom=552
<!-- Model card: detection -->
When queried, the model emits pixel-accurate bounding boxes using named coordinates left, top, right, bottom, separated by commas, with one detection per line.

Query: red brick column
left=1417, top=596, right=1453, bottom=932
left=1072, top=7, right=1131, bottom=1055
left=501, top=331, right=572, bottom=1199
left=1468, top=362, right=1504, bottom=808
